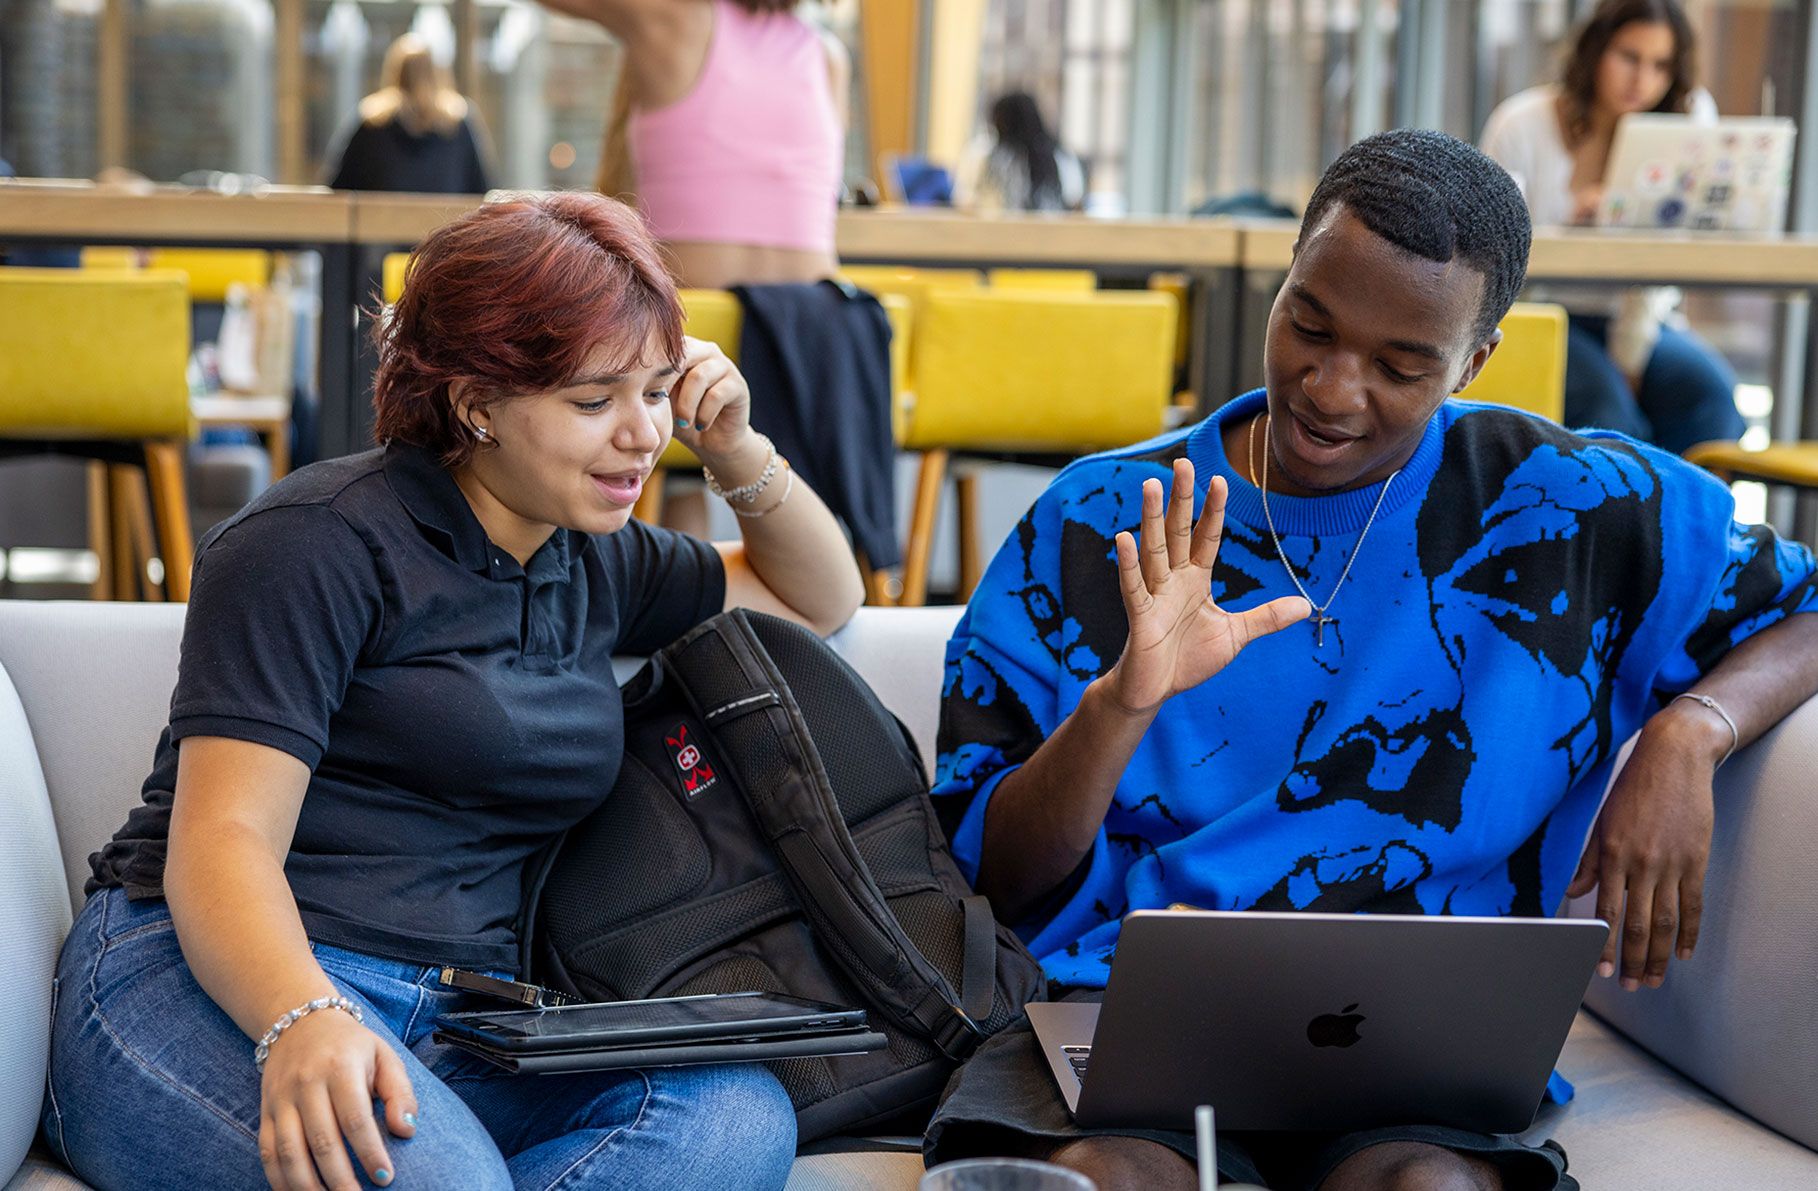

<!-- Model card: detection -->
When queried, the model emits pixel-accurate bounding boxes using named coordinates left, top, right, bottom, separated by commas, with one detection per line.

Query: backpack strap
left=667, top=610, right=987, bottom=1060
left=958, top=895, right=998, bottom=1022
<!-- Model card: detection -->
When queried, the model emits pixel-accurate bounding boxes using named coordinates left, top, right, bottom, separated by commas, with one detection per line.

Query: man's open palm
left=1104, top=460, right=1310, bottom=716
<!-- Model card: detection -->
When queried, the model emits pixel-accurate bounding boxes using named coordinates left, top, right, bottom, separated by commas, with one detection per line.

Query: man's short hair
left=1300, top=128, right=1531, bottom=349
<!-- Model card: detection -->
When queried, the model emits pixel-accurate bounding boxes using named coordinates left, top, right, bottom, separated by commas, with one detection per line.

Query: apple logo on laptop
left=1307, top=1003, right=1365, bottom=1048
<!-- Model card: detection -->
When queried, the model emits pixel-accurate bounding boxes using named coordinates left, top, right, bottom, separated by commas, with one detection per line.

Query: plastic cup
left=918, top=1157, right=1099, bottom=1191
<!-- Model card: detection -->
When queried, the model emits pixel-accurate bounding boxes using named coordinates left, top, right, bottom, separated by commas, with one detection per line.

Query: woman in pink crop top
left=542, top=0, right=847, bottom=289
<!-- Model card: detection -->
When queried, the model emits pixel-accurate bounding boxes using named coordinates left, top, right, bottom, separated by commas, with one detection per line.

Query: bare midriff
left=663, top=239, right=840, bottom=290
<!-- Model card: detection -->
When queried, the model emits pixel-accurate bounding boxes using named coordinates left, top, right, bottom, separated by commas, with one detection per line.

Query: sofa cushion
left=0, top=601, right=185, bottom=913
left=0, top=668, right=71, bottom=1183
left=785, top=1148, right=923, bottom=1191
left=1536, top=1011, right=1818, bottom=1188
left=829, top=606, right=963, bottom=780
left=2, top=1148, right=93, bottom=1191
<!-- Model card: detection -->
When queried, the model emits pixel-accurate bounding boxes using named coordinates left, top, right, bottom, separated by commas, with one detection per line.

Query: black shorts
left=924, top=991, right=1577, bottom=1191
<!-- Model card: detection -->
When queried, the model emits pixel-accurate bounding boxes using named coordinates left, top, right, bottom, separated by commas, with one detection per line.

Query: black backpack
left=522, top=609, right=1046, bottom=1141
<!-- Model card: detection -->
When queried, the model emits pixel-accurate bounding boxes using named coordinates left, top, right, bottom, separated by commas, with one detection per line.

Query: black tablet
left=431, top=1027, right=891, bottom=1075
left=436, top=991, right=869, bottom=1055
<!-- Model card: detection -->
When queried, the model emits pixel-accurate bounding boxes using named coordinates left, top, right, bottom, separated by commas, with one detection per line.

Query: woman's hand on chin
left=669, top=336, right=759, bottom=468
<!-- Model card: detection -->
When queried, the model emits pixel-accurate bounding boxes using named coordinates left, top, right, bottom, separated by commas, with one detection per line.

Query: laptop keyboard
left=1064, top=1044, right=1091, bottom=1082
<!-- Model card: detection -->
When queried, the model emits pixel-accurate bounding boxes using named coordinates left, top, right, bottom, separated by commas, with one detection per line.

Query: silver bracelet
left=703, top=433, right=779, bottom=505
left=1670, top=692, right=1740, bottom=767
left=731, top=464, right=794, bottom=519
left=254, top=995, right=364, bottom=1070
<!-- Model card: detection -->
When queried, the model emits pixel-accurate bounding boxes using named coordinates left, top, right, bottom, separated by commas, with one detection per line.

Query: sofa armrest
left=1570, top=692, right=1818, bottom=1151
left=0, top=663, right=74, bottom=1182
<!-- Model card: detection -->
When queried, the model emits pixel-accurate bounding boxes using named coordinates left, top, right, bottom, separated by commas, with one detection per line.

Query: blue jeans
left=42, top=888, right=798, bottom=1191
left=1564, top=314, right=1744, bottom=455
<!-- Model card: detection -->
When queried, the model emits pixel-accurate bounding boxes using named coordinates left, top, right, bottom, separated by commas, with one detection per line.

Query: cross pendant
left=1311, top=612, right=1336, bottom=646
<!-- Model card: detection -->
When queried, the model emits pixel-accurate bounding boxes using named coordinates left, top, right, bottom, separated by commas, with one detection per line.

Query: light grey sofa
left=2, top=600, right=1816, bottom=1190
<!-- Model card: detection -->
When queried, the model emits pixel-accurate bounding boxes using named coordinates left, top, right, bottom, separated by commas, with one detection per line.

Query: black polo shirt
left=89, top=444, right=726, bottom=972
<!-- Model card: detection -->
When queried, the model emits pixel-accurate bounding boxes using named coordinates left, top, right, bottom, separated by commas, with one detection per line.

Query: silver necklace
left=1249, top=412, right=1400, bottom=648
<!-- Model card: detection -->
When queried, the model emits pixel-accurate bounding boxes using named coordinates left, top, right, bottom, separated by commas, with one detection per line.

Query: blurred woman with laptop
left=1481, top=0, right=1745, bottom=455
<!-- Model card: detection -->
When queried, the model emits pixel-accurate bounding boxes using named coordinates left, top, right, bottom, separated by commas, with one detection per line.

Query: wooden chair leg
left=863, top=569, right=897, bottom=606
left=900, top=449, right=949, bottom=608
left=853, top=549, right=897, bottom=607
left=86, top=461, right=114, bottom=601
left=142, top=440, right=194, bottom=601
left=265, top=423, right=290, bottom=481
left=956, top=470, right=982, bottom=601
left=632, top=468, right=667, bottom=525
left=112, top=465, right=162, bottom=602
left=106, top=466, right=139, bottom=600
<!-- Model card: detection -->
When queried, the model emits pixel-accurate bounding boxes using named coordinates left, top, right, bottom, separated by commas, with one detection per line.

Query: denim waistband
left=89, top=887, right=512, bottom=990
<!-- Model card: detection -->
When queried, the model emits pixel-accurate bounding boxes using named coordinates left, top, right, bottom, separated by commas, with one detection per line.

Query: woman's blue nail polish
left=675, top=418, right=689, bottom=428
left=402, top=1112, right=416, bottom=1128
left=375, top=1169, right=392, bottom=1184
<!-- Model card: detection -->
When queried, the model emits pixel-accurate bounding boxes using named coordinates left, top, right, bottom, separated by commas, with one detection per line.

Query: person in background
left=325, top=34, right=494, bottom=195
left=43, top=193, right=864, bottom=1191
left=956, top=91, right=1086, bottom=214
left=540, top=0, right=847, bottom=290
left=1480, top=0, right=1743, bottom=455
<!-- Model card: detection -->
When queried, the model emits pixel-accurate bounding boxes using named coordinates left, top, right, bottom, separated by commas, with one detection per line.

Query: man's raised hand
left=1104, top=459, right=1310, bottom=717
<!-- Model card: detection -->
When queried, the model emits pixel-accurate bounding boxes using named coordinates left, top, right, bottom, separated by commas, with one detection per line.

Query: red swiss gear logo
left=666, top=723, right=717, bottom=797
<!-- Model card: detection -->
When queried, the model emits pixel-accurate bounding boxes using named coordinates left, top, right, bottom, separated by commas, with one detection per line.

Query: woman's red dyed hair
left=373, top=192, right=684, bottom=466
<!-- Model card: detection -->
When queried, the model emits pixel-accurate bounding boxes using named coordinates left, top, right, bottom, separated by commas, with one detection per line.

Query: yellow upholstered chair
left=382, top=251, right=412, bottom=305
left=839, top=264, right=982, bottom=292
left=838, top=264, right=983, bottom=331
left=664, top=286, right=910, bottom=453
left=633, top=289, right=744, bottom=522
left=898, top=288, right=1179, bottom=604
left=78, top=246, right=140, bottom=271
left=636, top=289, right=912, bottom=604
left=144, top=249, right=271, bottom=303
left=986, top=267, right=1097, bottom=292
left=81, top=246, right=272, bottom=303
left=1683, top=442, right=1818, bottom=497
left=1148, top=271, right=1194, bottom=376
left=680, top=287, right=744, bottom=358
left=1460, top=301, right=1568, bottom=423
left=0, top=268, right=196, bottom=600
left=85, top=246, right=292, bottom=476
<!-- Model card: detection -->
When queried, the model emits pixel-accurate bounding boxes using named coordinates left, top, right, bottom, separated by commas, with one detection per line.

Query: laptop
left=1028, top=910, right=1606, bottom=1134
left=1599, top=113, right=1796, bottom=232
left=434, top=990, right=886, bottom=1075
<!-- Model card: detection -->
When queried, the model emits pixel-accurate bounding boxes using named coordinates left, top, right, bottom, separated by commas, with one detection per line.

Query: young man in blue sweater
left=926, top=129, right=1818, bottom=1190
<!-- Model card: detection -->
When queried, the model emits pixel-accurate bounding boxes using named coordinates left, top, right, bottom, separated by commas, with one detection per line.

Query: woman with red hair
left=44, top=192, right=863, bottom=1191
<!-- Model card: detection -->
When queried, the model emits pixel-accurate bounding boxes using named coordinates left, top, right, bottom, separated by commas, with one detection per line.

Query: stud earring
left=473, top=425, right=491, bottom=442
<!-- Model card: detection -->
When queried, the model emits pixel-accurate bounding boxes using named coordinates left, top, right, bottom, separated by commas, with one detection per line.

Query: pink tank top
left=627, top=2, right=841, bottom=255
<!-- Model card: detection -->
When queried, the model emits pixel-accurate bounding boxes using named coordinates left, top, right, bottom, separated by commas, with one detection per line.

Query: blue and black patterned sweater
left=934, top=391, right=1818, bottom=990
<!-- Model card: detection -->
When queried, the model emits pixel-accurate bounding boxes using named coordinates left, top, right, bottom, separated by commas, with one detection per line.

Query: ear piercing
left=474, top=425, right=493, bottom=442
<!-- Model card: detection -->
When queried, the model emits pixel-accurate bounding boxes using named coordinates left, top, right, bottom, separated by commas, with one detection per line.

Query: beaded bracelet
left=1670, top=692, right=1740, bottom=767
left=254, top=995, right=364, bottom=1070
left=731, top=465, right=794, bottom=519
left=703, top=433, right=780, bottom=505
